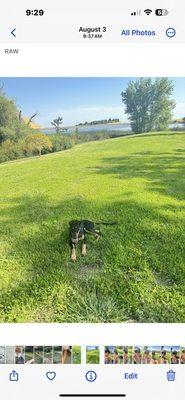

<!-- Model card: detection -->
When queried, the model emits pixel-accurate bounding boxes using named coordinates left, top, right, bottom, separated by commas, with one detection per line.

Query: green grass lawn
left=0, top=131, right=185, bottom=322
left=86, top=348, right=100, bottom=364
left=72, top=346, right=81, bottom=364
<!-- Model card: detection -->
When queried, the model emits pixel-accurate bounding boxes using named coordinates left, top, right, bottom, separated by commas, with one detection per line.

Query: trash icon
left=167, top=370, right=176, bottom=381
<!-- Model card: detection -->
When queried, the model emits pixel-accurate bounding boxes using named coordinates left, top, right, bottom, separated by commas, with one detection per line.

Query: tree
left=50, top=134, right=63, bottom=152
left=20, top=112, right=39, bottom=128
left=70, top=126, right=78, bottom=144
left=0, top=87, right=19, bottom=143
left=25, top=133, right=52, bottom=156
left=61, top=136, right=75, bottom=150
left=51, top=117, right=63, bottom=134
left=0, top=139, right=25, bottom=162
left=121, top=78, right=176, bottom=133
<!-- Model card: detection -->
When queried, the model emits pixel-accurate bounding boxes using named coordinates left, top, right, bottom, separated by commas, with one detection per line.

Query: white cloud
left=44, top=105, right=126, bottom=126
left=174, top=102, right=185, bottom=118
left=38, top=101, right=185, bottom=127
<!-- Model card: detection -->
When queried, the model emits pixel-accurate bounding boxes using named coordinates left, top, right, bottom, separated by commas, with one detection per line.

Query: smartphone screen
left=0, top=1, right=184, bottom=399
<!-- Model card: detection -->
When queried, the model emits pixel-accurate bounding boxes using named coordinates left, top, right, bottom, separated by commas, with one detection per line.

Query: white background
left=0, top=323, right=185, bottom=345
left=0, top=43, right=185, bottom=76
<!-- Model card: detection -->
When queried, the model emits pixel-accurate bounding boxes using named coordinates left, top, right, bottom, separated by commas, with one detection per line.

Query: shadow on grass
left=125, top=131, right=185, bottom=139
left=0, top=191, right=185, bottom=323
left=97, top=152, right=185, bottom=201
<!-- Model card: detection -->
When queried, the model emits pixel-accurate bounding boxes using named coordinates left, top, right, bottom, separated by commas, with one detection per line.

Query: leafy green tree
left=70, top=126, right=79, bottom=144
left=0, top=139, right=25, bottom=162
left=50, top=134, right=63, bottom=152
left=0, top=140, right=15, bottom=162
left=0, top=88, right=19, bottom=143
left=121, top=78, right=176, bottom=133
left=25, top=133, right=52, bottom=156
left=50, top=133, right=75, bottom=152
left=61, top=136, right=75, bottom=150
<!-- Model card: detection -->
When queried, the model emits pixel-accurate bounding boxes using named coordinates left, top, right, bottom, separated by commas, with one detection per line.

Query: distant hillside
left=77, top=118, right=120, bottom=126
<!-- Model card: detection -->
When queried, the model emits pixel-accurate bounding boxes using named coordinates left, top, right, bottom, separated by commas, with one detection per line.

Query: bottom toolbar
left=0, top=365, right=184, bottom=400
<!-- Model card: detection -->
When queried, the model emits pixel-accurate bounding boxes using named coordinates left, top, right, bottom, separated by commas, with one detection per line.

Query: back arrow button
left=11, top=28, right=16, bottom=37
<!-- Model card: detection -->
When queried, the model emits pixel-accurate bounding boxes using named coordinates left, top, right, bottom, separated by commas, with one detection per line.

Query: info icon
left=85, top=370, right=97, bottom=382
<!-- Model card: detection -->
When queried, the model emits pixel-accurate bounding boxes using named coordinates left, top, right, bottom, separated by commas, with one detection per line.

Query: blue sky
left=1, top=78, right=185, bottom=127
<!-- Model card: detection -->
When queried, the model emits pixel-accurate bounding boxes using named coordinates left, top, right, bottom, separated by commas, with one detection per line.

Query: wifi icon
left=144, top=9, right=152, bottom=15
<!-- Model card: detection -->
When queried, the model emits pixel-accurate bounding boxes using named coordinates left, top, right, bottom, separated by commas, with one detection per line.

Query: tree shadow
left=96, top=152, right=185, bottom=201
left=0, top=193, right=185, bottom=323
left=125, top=131, right=185, bottom=139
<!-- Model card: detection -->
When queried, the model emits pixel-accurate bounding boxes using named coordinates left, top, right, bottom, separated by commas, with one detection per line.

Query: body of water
left=41, top=122, right=183, bottom=135
left=42, top=123, right=131, bottom=135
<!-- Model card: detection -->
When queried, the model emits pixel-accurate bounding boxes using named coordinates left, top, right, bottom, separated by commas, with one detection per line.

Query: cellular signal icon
left=131, top=9, right=141, bottom=16
left=144, top=9, right=153, bottom=15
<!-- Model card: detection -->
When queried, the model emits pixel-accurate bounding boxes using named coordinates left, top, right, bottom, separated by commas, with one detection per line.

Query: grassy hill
left=0, top=131, right=185, bottom=322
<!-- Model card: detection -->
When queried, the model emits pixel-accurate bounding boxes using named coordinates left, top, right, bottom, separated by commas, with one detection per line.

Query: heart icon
left=46, top=371, right=56, bottom=381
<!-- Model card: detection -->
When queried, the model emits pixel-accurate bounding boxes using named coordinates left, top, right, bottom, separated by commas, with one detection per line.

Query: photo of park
left=2, top=345, right=80, bottom=364
left=86, top=346, right=100, bottom=364
left=0, top=77, right=184, bottom=323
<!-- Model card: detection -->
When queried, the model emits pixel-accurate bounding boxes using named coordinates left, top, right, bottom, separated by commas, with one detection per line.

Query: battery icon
left=155, top=9, right=169, bottom=16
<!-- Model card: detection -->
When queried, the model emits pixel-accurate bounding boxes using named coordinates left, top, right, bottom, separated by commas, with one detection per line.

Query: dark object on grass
left=69, top=220, right=117, bottom=261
